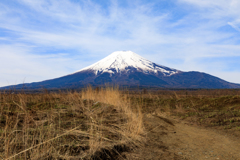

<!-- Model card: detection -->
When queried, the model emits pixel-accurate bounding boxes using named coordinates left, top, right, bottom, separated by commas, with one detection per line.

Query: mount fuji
left=1, top=51, right=240, bottom=89
left=76, top=51, right=179, bottom=76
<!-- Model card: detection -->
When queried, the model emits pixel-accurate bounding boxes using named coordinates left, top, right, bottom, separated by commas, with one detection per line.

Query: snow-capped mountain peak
left=77, top=51, right=179, bottom=76
left=3, top=51, right=240, bottom=90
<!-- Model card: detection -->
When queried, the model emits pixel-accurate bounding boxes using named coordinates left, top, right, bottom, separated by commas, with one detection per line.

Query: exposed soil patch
left=124, top=113, right=240, bottom=160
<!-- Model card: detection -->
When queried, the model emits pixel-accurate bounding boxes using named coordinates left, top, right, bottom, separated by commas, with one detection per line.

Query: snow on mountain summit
left=77, top=51, right=179, bottom=76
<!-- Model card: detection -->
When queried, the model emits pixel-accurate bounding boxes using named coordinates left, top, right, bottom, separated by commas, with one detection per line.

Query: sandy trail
left=125, top=114, right=240, bottom=160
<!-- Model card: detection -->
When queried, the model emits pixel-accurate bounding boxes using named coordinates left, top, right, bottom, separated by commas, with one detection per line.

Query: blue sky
left=0, top=0, right=240, bottom=87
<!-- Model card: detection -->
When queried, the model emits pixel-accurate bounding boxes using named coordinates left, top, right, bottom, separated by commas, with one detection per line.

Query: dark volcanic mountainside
left=1, top=51, right=240, bottom=89
left=2, top=70, right=240, bottom=90
left=162, top=71, right=240, bottom=89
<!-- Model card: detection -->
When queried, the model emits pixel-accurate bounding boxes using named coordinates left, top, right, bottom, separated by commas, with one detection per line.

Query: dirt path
left=124, top=114, right=240, bottom=160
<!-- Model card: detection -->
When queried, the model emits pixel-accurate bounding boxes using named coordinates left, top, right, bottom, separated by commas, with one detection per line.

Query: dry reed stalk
left=5, top=126, right=81, bottom=160
left=81, top=86, right=144, bottom=140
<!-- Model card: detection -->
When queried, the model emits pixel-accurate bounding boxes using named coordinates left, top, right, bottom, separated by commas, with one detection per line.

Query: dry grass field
left=133, top=89, right=240, bottom=133
left=1, top=88, right=240, bottom=159
left=0, top=87, right=144, bottom=160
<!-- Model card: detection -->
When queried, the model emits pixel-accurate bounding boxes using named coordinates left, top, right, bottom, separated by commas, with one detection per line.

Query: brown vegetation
left=1, top=88, right=240, bottom=159
left=0, top=87, right=144, bottom=159
left=132, top=89, right=240, bottom=137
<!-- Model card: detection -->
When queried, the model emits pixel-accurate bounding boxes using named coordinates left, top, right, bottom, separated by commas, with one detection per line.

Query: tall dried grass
left=0, top=87, right=144, bottom=160
left=82, top=86, right=144, bottom=141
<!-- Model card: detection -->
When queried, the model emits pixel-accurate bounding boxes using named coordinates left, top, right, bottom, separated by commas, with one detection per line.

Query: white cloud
left=228, top=21, right=240, bottom=32
left=178, top=0, right=240, bottom=21
left=0, top=0, right=240, bottom=86
left=0, top=44, right=90, bottom=87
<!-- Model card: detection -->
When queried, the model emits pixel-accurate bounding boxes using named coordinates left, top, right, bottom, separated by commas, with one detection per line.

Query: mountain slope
left=1, top=51, right=240, bottom=89
left=76, top=51, right=179, bottom=76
